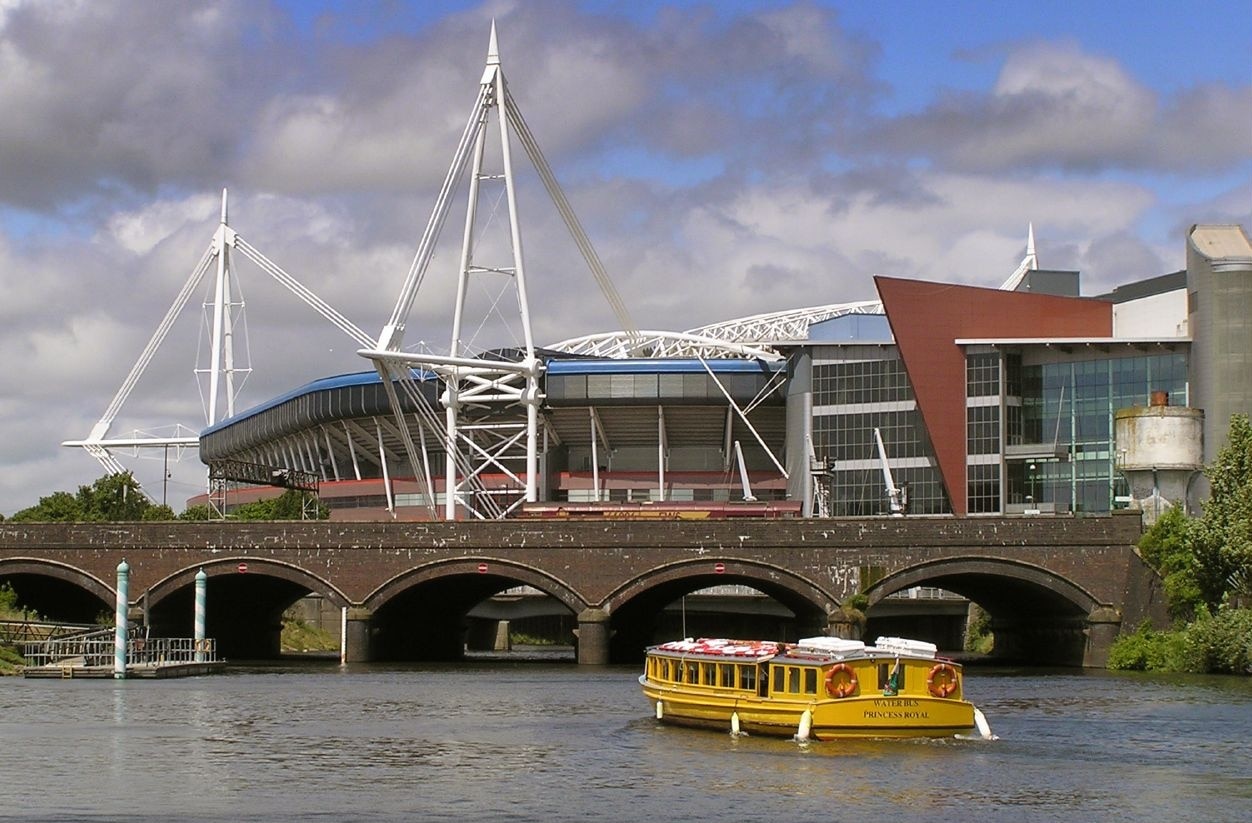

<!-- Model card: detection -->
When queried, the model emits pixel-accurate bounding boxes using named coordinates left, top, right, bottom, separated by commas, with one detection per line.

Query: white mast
left=362, top=22, right=634, bottom=520
left=999, top=224, right=1038, bottom=291
left=65, top=191, right=375, bottom=500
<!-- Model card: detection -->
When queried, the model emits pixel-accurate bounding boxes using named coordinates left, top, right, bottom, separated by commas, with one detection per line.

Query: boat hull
left=640, top=676, right=976, bottom=740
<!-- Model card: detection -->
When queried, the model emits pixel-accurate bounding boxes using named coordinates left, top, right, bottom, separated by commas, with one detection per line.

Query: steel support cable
left=383, top=85, right=494, bottom=346
left=232, top=237, right=376, bottom=349
left=743, top=367, right=788, bottom=415
left=95, top=244, right=216, bottom=431
left=697, top=354, right=788, bottom=479
left=502, top=86, right=639, bottom=345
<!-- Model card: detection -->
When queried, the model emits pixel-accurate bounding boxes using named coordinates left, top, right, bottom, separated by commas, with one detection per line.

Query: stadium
left=177, top=221, right=1248, bottom=527
left=69, top=28, right=1252, bottom=526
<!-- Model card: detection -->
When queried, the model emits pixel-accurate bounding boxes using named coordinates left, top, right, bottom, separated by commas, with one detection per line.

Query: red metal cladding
left=874, top=276, right=1112, bottom=515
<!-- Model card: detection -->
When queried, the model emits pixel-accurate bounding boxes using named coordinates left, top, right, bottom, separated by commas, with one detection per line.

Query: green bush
left=963, top=605, right=994, bottom=654
left=0, top=583, right=17, bottom=616
left=1, top=644, right=26, bottom=674
left=1182, top=607, right=1252, bottom=675
left=1107, top=622, right=1187, bottom=671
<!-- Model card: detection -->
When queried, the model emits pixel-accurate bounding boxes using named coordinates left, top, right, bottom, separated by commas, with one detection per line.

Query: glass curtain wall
left=812, top=346, right=950, bottom=515
left=1019, top=351, right=1188, bottom=513
left=966, top=351, right=1002, bottom=514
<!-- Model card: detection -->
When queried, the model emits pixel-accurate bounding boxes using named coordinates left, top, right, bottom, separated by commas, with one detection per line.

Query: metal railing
left=0, top=619, right=100, bottom=646
left=20, top=631, right=218, bottom=669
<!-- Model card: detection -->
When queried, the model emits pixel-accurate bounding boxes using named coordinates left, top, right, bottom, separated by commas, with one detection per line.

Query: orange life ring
left=927, top=662, right=959, bottom=698
left=825, top=662, right=858, bottom=698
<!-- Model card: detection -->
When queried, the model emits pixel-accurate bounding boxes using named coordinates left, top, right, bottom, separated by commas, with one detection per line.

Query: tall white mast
left=363, top=23, right=632, bottom=520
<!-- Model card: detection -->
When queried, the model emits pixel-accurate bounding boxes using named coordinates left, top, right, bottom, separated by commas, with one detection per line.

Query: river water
left=1, top=659, right=1249, bottom=823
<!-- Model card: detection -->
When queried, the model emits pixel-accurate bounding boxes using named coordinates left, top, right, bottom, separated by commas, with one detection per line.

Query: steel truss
left=207, top=459, right=320, bottom=520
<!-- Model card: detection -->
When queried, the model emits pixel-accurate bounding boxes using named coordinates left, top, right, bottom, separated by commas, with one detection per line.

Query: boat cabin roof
left=646, top=636, right=941, bottom=664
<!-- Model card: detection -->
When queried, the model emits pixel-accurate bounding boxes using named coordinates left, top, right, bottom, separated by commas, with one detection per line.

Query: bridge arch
left=0, top=557, right=115, bottom=623
left=866, top=557, right=1103, bottom=615
left=363, top=558, right=588, bottom=662
left=601, top=558, right=839, bottom=663
left=365, top=558, right=586, bottom=614
left=866, top=556, right=1108, bottom=666
left=603, top=558, right=838, bottom=616
left=144, top=558, right=349, bottom=611
left=140, top=558, right=348, bottom=660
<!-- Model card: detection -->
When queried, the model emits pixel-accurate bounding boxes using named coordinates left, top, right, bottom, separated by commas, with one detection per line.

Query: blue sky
left=0, top=0, right=1249, bottom=514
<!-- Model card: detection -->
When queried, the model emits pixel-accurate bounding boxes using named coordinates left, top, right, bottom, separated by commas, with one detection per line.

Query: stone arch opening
left=0, top=558, right=114, bottom=624
left=363, top=559, right=589, bottom=662
left=601, top=559, right=837, bottom=664
left=143, top=559, right=346, bottom=661
left=866, top=557, right=1105, bottom=666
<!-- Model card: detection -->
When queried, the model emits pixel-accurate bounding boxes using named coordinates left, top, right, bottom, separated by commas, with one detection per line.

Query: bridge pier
left=342, top=607, right=372, bottom=663
left=1083, top=606, right=1122, bottom=668
left=575, top=608, right=610, bottom=665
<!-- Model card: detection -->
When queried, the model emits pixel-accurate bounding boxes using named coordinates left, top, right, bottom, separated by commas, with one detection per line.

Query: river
left=1, top=659, right=1249, bottom=822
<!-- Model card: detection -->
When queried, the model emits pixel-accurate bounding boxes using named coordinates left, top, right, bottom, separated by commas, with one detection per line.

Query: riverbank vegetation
left=280, top=609, right=338, bottom=654
left=0, top=582, right=29, bottom=674
left=1109, top=415, right=1252, bottom=675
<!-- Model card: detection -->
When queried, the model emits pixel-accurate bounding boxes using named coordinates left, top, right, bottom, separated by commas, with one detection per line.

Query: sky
left=0, top=0, right=1250, bottom=515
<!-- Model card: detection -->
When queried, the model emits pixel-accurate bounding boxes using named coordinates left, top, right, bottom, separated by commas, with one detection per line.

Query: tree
left=8, top=472, right=176, bottom=522
left=1137, top=506, right=1203, bottom=619
left=232, top=490, right=329, bottom=521
left=178, top=504, right=214, bottom=521
left=1190, top=414, right=1252, bottom=610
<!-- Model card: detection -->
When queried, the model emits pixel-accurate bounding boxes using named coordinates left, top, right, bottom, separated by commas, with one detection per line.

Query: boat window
left=659, top=659, right=670, bottom=681
left=686, top=662, right=698, bottom=684
left=787, top=667, right=801, bottom=694
left=772, top=665, right=785, bottom=694
left=702, top=663, right=716, bottom=686
left=739, top=664, right=756, bottom=692
left=804, top=667, right=818, bottom=694
left=719, top=664, right=735, bottom=688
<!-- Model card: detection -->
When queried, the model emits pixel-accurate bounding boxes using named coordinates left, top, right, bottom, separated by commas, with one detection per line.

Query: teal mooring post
left=194, top=568, right=207, bottom=662
left=114, top=559, right=129, bottom=679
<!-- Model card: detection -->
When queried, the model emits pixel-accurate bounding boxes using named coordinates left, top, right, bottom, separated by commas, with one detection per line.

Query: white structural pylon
left=361, top=23, right=637, bottom=521
left=999, top=224, right=1038, bottom=291
left=64, top=189, right=377, bottom=500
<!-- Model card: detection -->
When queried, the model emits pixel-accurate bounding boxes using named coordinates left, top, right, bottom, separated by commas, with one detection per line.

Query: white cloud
left=855, top=41, right=1252, bottom=174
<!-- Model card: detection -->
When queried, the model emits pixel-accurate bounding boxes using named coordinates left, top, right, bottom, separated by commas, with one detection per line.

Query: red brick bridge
left=0, top=511, right=1164, bottom=666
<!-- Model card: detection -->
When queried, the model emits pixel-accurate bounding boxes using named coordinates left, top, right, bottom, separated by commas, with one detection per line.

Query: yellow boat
left=639, top=636, right=993, bottom=740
